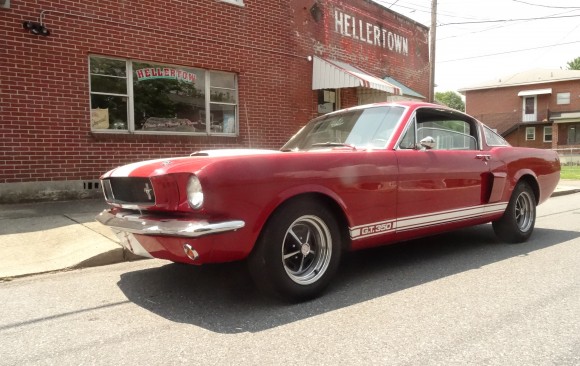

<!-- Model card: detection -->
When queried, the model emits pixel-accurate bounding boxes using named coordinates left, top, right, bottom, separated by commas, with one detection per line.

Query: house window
left=89, top=56, right=238, bottom=135
left=557, top=92, right=570, bottom=105
left=543, top=126, right=552, bottom=142
left=526, top=126, right=535, bottom=140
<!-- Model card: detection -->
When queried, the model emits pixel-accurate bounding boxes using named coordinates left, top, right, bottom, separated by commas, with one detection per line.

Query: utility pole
left=429, top=0, right=437, bottom=102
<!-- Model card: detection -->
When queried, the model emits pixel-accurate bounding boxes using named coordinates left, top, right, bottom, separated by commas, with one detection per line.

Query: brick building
left=459, top=69, right=580, bottom=155
left=0, top=0, right=429, bottom=202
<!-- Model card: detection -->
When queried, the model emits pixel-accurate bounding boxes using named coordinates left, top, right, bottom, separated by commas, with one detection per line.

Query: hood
left=102, top=149, right=280, bottom=178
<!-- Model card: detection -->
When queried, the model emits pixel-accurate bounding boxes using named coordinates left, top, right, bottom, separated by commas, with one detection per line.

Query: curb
left=551, top=188, right=580, bottom=197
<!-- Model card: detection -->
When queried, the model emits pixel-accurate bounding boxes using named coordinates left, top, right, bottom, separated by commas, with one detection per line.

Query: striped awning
left=312, top=56, right=402, bottom=95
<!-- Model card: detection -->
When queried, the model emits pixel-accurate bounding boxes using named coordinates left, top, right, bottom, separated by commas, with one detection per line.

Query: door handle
left=476, top=154, right=492, bottom=161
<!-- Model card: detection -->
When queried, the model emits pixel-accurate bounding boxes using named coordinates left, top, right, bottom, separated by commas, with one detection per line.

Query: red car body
left=97, top=102, right=560, bottom=300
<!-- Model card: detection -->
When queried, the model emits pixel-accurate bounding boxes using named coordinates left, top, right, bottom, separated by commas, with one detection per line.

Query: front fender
left=251, top=184, right=351, bottom=235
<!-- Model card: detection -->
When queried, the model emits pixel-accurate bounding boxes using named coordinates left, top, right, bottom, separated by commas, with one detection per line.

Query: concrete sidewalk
left=1, top=181, right=580, bottom=280
left=0, top=199, right=137, bottom=279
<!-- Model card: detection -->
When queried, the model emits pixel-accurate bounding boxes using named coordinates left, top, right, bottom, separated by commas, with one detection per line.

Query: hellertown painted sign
left=136, top=68, right=197, bottom=83
left=333, top=9, right=409, bottom=56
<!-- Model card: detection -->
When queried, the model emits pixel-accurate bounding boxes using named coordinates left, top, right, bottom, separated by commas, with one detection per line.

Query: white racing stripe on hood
left=110, top=157, right=190, bottom=177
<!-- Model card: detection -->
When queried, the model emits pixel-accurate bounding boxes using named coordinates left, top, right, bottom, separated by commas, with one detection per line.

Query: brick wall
left=464, top=80, right=580, bottom=149
left=505, top=125, right=553, bottom=149
left=0, top=0, right=428, bottom=194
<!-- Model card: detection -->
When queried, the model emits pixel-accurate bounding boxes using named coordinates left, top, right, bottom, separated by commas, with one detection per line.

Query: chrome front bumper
left=96, top=209, right=245, bottom=238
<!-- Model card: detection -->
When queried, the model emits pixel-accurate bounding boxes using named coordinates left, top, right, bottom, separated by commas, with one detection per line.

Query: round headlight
left=187, top=175, right=204, bottom=209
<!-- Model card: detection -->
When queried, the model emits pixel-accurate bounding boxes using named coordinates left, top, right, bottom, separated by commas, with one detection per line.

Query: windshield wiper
left=310, top=142, right=357, bottom=150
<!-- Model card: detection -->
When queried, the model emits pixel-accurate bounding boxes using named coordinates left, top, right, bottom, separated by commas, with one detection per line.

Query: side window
left=399, top=117, right=417, bottom=149
left=483, top=126, right=510, bottom=146
left=415, top=113, right=477, bottom=150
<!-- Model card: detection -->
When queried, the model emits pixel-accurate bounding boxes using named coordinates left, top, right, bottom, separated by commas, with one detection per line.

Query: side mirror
left=419, top=136, right=435, bottom=150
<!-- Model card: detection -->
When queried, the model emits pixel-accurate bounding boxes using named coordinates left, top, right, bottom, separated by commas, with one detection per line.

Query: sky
left=373, top=0, right=580, bottom=92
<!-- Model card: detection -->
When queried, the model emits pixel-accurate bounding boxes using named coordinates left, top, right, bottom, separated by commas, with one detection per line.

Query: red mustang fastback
left=96, top=102, right=560, bottom=301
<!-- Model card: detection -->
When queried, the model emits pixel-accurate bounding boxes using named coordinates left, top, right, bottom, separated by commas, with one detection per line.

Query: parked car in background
left=96, top=102, right=561, bottom=301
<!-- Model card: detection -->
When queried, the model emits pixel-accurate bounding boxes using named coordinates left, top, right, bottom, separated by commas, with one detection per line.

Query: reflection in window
left=89, top=56, right=237, bottom=136
left=133, top=62, right=205, bottom=133
left=209, top=71, right=237, bottom=133
left=281, top=106, right=404, bottom=151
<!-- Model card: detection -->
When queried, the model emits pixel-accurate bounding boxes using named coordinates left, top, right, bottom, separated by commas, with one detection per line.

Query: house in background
left=458, top=69, right=580, bottom=159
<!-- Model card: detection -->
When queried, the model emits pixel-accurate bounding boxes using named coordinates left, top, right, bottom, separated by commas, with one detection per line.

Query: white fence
left=554, top=148, right=580, bottom=165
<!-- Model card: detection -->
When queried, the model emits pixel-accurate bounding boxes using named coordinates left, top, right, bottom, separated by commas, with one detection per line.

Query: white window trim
left=543, top=126, right=552, bottom=142
left=525, top=126, right=536, bottom=141
left=556, top=92, right=570, bottom=105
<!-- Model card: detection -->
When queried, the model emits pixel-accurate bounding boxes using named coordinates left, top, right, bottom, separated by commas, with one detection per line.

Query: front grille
left=102, top=177, right=156, bottom=204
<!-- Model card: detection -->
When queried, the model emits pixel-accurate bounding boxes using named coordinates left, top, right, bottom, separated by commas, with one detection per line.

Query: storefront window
left=209, top=71, right=237, bottom=133
left=89, top=56, right=238, bottom=136
left=89, top=58, right=129, bottom=130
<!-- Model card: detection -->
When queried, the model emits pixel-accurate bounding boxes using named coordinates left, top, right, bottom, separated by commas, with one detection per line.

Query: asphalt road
left=1, top=194, right=579, bottom=365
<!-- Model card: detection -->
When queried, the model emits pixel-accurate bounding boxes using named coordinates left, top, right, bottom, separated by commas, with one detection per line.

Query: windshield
left=282, top=106, right=405, bottom=151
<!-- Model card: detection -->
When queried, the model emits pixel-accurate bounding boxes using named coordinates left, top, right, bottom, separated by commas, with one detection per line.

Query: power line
left=511, top=0, right=580, bottom=9
left=440, top=13, right=580, bottom=26
left=438, top=40, right=580, bottom=63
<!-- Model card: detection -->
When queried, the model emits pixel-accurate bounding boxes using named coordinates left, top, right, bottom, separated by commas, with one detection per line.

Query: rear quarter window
left=483, top=126, right=510, bottom=147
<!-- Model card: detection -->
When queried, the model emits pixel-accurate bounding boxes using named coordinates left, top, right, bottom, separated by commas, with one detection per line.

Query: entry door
left=522, top=96, right=537, bottom=122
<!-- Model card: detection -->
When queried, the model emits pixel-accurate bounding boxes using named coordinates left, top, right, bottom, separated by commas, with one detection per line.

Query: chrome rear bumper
left=96, top=209, right=245, bottom=238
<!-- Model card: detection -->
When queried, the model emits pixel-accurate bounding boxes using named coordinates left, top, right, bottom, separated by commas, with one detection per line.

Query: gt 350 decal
left=350, top=220, right=396, bottom=239
left=350, top=202, right=508, bottom=240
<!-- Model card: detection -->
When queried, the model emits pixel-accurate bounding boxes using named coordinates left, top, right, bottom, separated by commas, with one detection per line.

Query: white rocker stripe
left=350, top=202, right=508, bottom=240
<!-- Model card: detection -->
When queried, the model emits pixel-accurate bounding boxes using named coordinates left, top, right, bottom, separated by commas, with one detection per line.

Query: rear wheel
left=248, top=199, right=342, bottom=302
left=492, top=181, right=536, bottom=243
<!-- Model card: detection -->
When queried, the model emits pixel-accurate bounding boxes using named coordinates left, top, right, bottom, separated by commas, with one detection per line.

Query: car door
left=394, top=108, right=490, bottom=236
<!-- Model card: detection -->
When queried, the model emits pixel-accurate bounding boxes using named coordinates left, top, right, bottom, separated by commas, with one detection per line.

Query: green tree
left=435, top=91, right=465, bottom=112
left=566, top=57, right=580, bottom=70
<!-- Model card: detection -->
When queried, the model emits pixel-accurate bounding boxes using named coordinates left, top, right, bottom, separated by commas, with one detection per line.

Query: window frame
left=396, top=107, right=480, bottom=151
left=525, top=126, right=536, bottom=141
left=543, top=126, right=552, bottom=143
left=89, top=55, right=239, bottom=137
left=556, top=92, right=570, bottom=105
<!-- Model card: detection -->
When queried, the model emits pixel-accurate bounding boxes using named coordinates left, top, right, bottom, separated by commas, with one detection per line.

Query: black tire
left=248, top=199, right=342, bottom=302
left=492, top=182, right=536, bottom=243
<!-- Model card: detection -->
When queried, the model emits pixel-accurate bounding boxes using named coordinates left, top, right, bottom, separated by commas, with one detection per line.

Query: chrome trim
left=96, top=210, right=245, bottom=238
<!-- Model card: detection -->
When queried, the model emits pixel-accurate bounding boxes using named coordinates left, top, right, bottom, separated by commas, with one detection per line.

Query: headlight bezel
left=186, top=174, right=204, bottom=209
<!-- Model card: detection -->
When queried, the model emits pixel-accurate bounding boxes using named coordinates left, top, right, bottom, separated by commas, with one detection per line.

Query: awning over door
left=312, top=56, right=402, bottom=95
left=517, top=88, right=552, bottom=97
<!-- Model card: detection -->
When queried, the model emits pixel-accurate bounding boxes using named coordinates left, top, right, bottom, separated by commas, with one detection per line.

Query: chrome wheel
left=492, top=182, right=536, bottom=243
left=282, top=215, right=332, bottom=285
left=515, top=190, right=534, bottom=232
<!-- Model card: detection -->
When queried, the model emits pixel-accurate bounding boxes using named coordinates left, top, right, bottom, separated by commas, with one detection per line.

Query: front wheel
left=248, top=199, right=342, bottom=302
left=492, top=182, right=536, bottom=243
